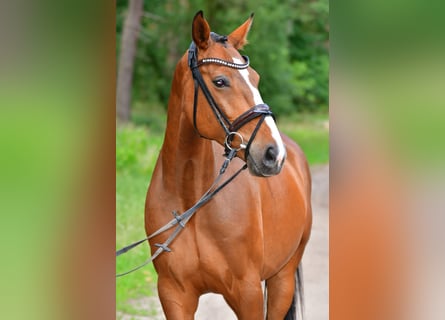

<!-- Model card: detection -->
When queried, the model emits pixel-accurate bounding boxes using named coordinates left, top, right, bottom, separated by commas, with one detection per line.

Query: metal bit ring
left=224, top=132, right=246, bottom=151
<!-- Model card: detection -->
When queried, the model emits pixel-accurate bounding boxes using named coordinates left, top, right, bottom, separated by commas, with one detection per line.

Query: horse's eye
left=213, top=77, right=229, bottom=88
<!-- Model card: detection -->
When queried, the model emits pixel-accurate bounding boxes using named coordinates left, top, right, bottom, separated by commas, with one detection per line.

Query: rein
left=116, top=36, right=275, bottom=277
left=116, top=149, right=246, bottom=277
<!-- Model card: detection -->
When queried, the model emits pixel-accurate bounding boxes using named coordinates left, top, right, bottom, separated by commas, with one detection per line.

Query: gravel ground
left=118, top=164, right=329, bottom=320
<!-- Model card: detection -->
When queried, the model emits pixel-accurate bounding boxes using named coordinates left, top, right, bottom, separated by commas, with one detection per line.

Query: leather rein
left=116, top=37, right=275, bottom=277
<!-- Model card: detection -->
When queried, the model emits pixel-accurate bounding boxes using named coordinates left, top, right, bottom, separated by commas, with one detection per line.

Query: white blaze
left=233, top=57, right=286, bottom=163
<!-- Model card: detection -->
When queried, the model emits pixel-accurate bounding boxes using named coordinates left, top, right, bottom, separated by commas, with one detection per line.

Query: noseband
left=188, top=39, right=274, bottom=157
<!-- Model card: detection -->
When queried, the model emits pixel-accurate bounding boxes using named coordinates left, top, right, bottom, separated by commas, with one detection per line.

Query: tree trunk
left=116, top=0, right=143, bottom=123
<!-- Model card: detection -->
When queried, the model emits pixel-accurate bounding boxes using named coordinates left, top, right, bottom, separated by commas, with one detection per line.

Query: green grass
left=116, top=124, right=163, bottom=316
left=116, top=111, right=328, bottom=316
left=116, top=170, right=158, bottom=315
left=278, top=112, right=329, bottom=165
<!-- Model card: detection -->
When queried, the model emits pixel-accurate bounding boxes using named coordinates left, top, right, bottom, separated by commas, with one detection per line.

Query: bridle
left=188, top=36, right=274, bottom=158
left=116, top=36, right=276, bottom=277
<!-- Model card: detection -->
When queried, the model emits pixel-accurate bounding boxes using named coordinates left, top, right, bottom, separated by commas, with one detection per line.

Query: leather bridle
left=188, top=39, right=274, bottom=158
left=116, top=37, right=276, bottom=277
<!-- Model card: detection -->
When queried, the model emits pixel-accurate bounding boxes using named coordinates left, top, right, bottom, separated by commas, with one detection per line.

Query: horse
left=145, top=11, right=312, bottom=319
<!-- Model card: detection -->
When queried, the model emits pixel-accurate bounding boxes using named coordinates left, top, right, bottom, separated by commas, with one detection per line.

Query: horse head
left=183, top=11, right=286, bottom=177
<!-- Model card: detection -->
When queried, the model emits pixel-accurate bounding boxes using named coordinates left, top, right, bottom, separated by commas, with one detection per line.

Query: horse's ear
left=228, top=13, right=254, bottom=50
left=192, top=11, right=210, bottom=50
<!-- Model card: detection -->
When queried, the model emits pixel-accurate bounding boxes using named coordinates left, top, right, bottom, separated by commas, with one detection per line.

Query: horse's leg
left=222, top=276, right=265, bottom=320
left=157, top=275, right=199, bottom=320
left=265, top=256, right=299, bottom=319
left=265, top=248, right=304, bottom=320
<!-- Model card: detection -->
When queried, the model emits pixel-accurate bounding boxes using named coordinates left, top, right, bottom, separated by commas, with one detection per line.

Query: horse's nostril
left=263, top=146, right=277, bottom=166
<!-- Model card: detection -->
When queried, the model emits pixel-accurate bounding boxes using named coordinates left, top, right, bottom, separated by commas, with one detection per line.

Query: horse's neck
left=160, top=94, right=217, bottom=201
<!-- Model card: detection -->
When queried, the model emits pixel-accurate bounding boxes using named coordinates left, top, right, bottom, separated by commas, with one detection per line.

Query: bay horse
left=145, top=11, right=312, bottom=319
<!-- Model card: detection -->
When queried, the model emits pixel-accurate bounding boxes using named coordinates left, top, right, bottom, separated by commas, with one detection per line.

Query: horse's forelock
left=210, top=32, right=228, bottom=47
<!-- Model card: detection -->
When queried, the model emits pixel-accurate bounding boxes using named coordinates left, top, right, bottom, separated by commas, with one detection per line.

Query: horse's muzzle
left=246, top=143, right=286, bottom=177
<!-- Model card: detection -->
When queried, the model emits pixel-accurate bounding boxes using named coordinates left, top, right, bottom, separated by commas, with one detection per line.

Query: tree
left=116, top=0, right=144, bottom=123
left=116, top=0, right=329, bottom=118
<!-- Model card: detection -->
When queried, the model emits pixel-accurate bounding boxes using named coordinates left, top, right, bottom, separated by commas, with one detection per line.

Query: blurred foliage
left=117, top=0, right=328, bottom=116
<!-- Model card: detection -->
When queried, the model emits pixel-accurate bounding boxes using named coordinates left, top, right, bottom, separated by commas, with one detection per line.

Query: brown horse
left=145, top=11, right=312, bottom=319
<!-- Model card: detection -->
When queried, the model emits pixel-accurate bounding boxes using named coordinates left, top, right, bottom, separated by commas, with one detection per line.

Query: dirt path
left=118, top=164, right=328, bottom=320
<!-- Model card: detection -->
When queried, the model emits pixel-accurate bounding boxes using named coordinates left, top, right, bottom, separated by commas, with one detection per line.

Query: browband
left=188, top=40, right=275, bottom=157
left=197, top=56, right=250, bottom=69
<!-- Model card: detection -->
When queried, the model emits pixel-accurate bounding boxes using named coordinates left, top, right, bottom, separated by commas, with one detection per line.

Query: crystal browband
left=197, top=56, right=250, bottom=69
